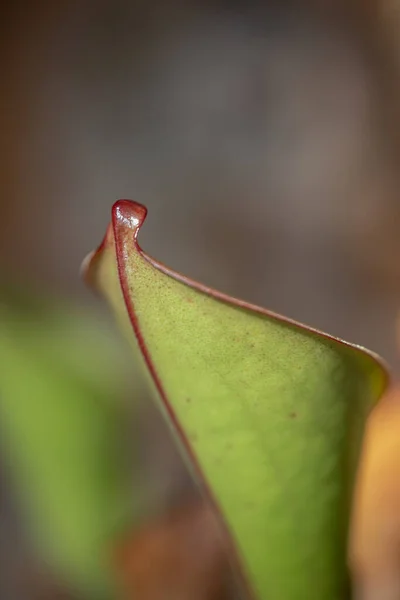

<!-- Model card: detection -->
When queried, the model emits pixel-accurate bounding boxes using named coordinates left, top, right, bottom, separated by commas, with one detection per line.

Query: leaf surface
left=85, top=199, right=388, bottom=600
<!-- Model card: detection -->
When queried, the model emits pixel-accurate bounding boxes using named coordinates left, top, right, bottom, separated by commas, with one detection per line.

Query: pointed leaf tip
left=112, top=199, right=147, bottom=236
left=82, top=200, right=147, bottom=290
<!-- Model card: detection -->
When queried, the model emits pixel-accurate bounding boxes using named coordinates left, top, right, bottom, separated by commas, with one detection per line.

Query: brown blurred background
left=1, top=1, right=400, bottom=598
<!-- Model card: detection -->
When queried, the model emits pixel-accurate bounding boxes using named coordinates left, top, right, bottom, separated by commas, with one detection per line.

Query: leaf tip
left=81, top=200, right=147, bottom=290
left=112, top=199, right=147, bottom=237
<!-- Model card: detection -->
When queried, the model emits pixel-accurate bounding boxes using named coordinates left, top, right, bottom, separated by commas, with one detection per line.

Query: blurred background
left=1, top=0, right=400, bottom=598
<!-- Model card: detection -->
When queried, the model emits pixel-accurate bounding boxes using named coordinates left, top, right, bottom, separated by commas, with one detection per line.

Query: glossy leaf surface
left=85, top=200, right=388, bottom=600
left=0, top=289, right=137, bottom=599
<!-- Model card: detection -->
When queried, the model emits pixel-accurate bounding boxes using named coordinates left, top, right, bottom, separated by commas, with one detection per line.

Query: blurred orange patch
left=112, top=499, right=231, bottom=600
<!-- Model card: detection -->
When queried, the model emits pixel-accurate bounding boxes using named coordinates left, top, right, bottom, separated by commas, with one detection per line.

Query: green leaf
left=0, top=287, right=138, bottom=599
left=84, top=200, right=389, bottom=600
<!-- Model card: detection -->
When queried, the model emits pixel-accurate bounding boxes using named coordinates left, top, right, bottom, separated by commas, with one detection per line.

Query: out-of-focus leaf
left=84, top=200, right=388, bottom=600
left=349, top=317, right=400, bottom=600
left=349, top=385, right=400, bottom=600
left=0, top=286, right=138, bottom=599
